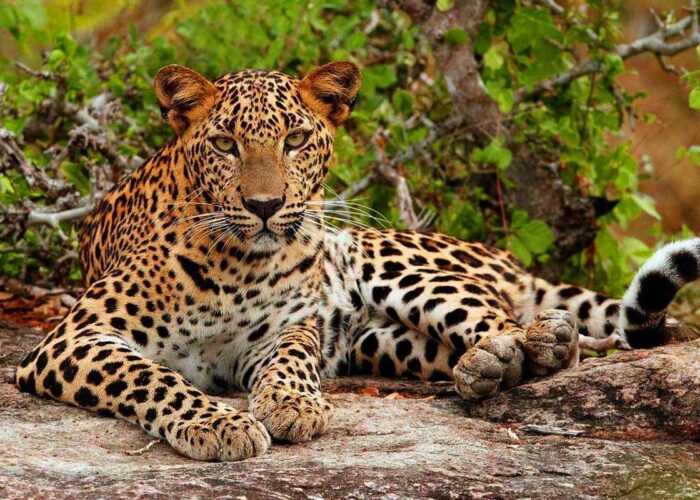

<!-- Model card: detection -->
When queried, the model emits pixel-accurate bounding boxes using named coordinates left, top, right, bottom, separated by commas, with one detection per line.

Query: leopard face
left=154, top=63, right=361, bottom=253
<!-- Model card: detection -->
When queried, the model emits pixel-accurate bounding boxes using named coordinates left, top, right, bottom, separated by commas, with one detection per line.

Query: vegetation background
left=0, top=0, right=699, bottom=328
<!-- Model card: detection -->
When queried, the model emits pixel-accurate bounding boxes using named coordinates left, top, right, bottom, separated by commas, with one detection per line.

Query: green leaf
left=687, top=145, right=700, bottom=165
left=61, top=162, right=90, bottom=196
left=483, top=46, right=504, bottom=71
left=508, top=235, right=533, bottom=266
left=690, top=88, right=700, bottom=110
left=630, top=193, right=661, bottom=220
left=517, top=220, right=554, bottom=254
left=391, top=89, right=414, bottom=115
left=362, top=64, right=397, bottom=91
left=436, top=0, right=454, bottom=12
left=470, top=137, right=512, bottom=170
left=443, top=28, right=468, bottom=45
left=507, top=7, right=561, bottom=54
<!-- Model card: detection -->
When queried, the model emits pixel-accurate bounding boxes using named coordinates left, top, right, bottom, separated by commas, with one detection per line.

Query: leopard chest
left=148, top=255, right=321, bottom=390
left=316, top=231, right=372, bottom=377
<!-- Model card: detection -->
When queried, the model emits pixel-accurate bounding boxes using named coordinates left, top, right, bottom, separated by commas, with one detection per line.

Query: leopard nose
left=242, top=196, right=285, bottom=221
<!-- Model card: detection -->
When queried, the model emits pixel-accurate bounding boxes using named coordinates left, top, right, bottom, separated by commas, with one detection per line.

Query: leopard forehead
left=209, top=70, right=318, bottom=141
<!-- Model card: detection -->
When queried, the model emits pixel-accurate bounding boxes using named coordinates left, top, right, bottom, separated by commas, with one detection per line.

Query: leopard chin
left=249, top=230, right=283, bottom=252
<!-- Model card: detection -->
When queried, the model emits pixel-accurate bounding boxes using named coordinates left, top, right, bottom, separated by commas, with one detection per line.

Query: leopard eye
left=212, top=136, right=238, bottom=155
left=284, top=130, right=310, bottom=150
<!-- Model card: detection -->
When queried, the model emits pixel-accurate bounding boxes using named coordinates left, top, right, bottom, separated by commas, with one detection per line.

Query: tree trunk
left=392, top=0, right=600, bottom=278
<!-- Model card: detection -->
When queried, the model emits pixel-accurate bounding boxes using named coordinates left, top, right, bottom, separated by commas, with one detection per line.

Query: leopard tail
left=619, top=238, right=700, bottom=348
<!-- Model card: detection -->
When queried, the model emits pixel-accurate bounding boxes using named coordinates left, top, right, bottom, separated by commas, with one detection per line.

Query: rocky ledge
left=1, top=321, right=699, bottom=499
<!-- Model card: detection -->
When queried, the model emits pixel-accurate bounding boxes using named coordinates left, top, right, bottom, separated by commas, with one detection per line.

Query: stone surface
left=2, top=321, right=700, bottom=499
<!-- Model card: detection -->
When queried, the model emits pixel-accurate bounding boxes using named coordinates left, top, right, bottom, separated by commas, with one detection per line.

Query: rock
left=1, top=321, right=700, bottom=498
left=468, top=341, right=700, bottom=441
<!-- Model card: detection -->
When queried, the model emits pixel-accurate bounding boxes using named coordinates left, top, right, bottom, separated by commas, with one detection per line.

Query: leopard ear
left=154, top=65, right=218, bottom=135
left=299, top=62, right=361, bottom=127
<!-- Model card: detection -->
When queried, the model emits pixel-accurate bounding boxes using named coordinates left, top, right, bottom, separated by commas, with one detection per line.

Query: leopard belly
left=173, top=285, right=319, bottom=392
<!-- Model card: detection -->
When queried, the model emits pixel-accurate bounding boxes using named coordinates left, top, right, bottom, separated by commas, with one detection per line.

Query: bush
left=0, top=0, right=697, bottom=296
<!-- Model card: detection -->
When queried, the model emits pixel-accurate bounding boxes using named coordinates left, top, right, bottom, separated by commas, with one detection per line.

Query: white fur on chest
left=318, top=231, right=370, bottom=376
left=149, top=231, right=367, bottom=388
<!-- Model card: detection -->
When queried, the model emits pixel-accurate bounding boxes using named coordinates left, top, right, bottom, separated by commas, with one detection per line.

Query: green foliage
left=506, top=210, right=555, bottom=267
left=0, top=0, right=694, bottom=294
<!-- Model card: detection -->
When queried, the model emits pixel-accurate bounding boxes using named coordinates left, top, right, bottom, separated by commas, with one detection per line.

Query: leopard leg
left=426, top=308, right=526, bottom=401
left=454, top=308, right=577, bottom=400
left=350, top=316, right=456, bottom=381
left=349, top=310, right=576, bottom=402
left=359, top=268, right=519, bottom=353
left=248, top=317, right=333, bottom=443
left=348, top=313, right=543, bottom=399
left=520, top=308, right=579, bottom=375
left=349, top=313, right=525, bottom=395
left=16, top=324, right=270, bottom=462
left=358, top=266, right=578, bottom=399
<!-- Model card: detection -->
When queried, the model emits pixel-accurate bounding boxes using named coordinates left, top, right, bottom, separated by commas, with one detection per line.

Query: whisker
left=184, top=219, right=230, bottom=245
left=171, top=212, right=226, bottom=227
left=206, top=225, right=235, bottom=258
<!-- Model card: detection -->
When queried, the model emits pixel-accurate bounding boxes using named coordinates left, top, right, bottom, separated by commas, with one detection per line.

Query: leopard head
left=154, top=62, right=361, bottom=253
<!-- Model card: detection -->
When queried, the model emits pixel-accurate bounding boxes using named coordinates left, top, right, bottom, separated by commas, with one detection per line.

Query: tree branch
left=27, top=203, right=96, bottom=227
left=0, top=128, right=74, bottom=199
left=533, top=0, right=564, bottom=16
left=515, top=8, right=700, bottom=104
left=371, top=130, right=423, bottom=229
left=337, top=116, right=460, bottom=226
left=337, top=173, right=376, bottom=201
left=0, top=78, right=139, bottom=242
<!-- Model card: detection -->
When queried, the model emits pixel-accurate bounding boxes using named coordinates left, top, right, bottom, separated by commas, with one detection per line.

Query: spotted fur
left=14, top=62, right=684, bottom=461
left=618, top=238, right=700, bottom=348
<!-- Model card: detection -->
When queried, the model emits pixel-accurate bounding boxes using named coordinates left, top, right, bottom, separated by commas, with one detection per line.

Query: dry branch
left=338, top=116, right=459, bottom=227
left=515, top=6, right=700, bottom=103
left=0, top=128, right=74, bottom=199
left=371, top=130, right=423, bottom=229
left=0, top=76, right=140, bottom=240
left=533, top=0, right=564, bottom=16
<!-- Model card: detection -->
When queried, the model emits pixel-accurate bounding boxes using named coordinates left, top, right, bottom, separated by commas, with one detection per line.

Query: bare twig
left=0, top=82, right=7, bottom=107
left=521, top=424, right=585, bottom=437
left=0, top=128, right=74, bottom=198
left=515, top=8, right=700, bottom=104
left=0, top=276, right=68, bottom=299
left=337, top=117, right=464, bottom=226
left=532, top=0, right=600, bottom=44
left=364, top=8, right=381, bottom=34
left=533, top=0, right=564, bottom=16
left=14, top=61, right=57, bottom=81
left=124, top=439, right=161, bottom=456
left=337, top=172, right=376, bottom=201
left=27, top=203, right=96, bottom=227
left=371, top=130, right=423, bottom=229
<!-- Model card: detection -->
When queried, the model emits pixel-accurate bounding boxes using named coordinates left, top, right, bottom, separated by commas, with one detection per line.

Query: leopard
left=15, top=61, right=700, bottom=461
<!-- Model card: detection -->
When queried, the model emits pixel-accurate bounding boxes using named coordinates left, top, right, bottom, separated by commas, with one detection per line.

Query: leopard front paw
left=170, top=409, right=270, bottom=461
left=453, top=334, right=524, bottom=401
left=523, top=309, right=578, bottom=376
left=250, top=385, right=333, bottom=443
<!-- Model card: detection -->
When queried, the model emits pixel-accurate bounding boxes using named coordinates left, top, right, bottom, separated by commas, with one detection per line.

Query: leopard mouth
left=249, top=229, right=283, bottom=251
left=255, top=228, right=277, bottom=241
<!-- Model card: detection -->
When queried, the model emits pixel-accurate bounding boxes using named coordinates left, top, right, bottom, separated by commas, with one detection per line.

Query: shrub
left=0, top=0, right=697, bottom=297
